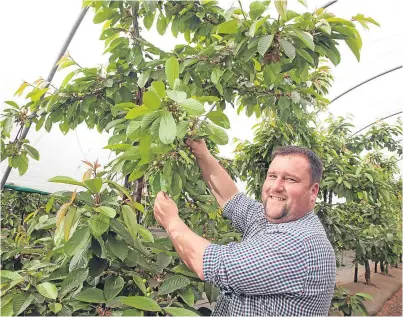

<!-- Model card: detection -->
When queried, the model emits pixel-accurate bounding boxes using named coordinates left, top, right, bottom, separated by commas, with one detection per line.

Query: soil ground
left=377, top=287, right=402, bottom=316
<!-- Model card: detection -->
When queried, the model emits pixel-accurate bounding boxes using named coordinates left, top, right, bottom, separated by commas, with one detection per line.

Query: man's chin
left=265, top=206, right=288, bottom=221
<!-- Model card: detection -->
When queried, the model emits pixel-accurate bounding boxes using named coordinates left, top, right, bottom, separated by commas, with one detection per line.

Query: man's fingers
left=156, top=191, right=171, bottom=202
left=185, top=138, right=193, bottom=147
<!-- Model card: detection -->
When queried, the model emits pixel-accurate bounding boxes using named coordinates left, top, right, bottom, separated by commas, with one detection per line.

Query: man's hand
left=186, top=138, right=210, bottom=160
left=153, top=191, right=180, bottom=230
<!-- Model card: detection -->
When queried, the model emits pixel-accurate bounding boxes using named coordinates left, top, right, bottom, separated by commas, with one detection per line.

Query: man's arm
left=165, top=218, right=210, bottom=280
left=186, top=139, right=238, bottom=208
left=154, top=192, right=210, bottom=280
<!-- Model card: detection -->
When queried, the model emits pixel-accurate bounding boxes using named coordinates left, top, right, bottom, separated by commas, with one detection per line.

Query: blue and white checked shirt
left=203, top=193, right=336, bottom=316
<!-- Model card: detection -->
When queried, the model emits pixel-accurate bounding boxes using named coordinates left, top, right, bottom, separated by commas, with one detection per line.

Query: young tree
left=0, top=0, right=383, bottom=315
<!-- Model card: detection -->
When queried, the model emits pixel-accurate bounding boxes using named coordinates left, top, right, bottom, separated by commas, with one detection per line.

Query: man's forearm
left=166, top=218, right=211, bottom=280
left=197, top=152, right=239, bottom=208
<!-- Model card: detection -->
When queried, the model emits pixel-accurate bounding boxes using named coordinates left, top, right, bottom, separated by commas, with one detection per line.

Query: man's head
left=261, top=146, right=323, bottom=224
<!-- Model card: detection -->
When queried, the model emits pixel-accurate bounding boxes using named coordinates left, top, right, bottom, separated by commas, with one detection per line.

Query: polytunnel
left=0, top=0, right=401, bottom=193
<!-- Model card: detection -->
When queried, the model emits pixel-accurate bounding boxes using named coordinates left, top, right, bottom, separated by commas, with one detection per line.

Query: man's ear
left=311, top=183, right=319, bottom=202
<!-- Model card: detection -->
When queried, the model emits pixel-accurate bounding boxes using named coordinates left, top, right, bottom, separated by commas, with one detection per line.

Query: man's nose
left=271, top=178, right=284, bottom=191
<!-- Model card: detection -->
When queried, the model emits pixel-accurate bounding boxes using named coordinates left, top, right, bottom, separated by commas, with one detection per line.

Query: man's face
left=261, top=154, right=319, bottom=223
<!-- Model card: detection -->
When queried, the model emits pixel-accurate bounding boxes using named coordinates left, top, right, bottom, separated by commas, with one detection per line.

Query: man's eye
left=286, top=178, right=296, bottom=182
left=268, top=174, right=276, bottom=179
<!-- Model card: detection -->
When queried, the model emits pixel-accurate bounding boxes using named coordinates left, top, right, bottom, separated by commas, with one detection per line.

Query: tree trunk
left=364, top=260, right=371, bottom=284
left=354, top=261, right=358, bottom=283
left=380, top=261, right=385, bottom=273
left=385, top=263, right=389, bottom=274
left=374, top=261, right=378, bottom=273
left=135, top=177, right=144, bottom=224
left=328, top=190, right=333, bottom=205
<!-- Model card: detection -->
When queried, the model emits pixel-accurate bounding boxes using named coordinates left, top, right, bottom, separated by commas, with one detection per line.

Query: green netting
left=4, top=184, right=50, bottom=195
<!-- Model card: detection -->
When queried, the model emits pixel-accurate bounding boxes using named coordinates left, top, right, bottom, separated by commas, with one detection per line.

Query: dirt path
left=376, top=287, right=402, bottom=316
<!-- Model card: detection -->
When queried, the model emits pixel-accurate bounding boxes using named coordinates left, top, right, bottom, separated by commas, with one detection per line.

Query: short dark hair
left=271, top=146, right=323, bottom=185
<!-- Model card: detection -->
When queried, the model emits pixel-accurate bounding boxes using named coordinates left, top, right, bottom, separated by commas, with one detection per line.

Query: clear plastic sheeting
left=1, top=0, right=401, bottom=192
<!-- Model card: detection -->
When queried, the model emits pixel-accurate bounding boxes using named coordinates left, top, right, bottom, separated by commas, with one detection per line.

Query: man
left=154, top=139, right=336, bottom=316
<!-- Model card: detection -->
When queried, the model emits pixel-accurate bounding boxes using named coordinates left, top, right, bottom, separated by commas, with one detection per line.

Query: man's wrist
left=196, top=151, right=215, bottom=163
left=166, top=217, right=186, bottom=239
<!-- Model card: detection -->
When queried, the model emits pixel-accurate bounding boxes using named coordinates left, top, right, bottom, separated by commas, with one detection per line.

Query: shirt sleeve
left=222, top=192, right=264, bottom=235
left=202, top=232, right=308, bottom=296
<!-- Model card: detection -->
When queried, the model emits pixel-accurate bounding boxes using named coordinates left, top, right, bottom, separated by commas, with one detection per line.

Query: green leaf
left=364, top=173, right=373, bottom=183
left=207, top=124, right=229, bottom=145
left=157, top=252, right=172, bottom=270
left=143, top=91, right=161, bottom=110
left=343, top=180, right=352, bottom=189
left=2, top=116, right=13, bottom=137
left=95, top=206, right=117, bottom=218
left=207, top=111, right=230, bottom=129
left=93, top=9, right=113, bottom=24
left=297, top=48, right=314, bottom=64
left=211, top=68, right=223, bottom=84
left=176, top=121, right=189, bottom=139
left=258, top=34, right=274, bottom=56
left=248, top=17, right=268, bottom=37
left=294, top=30, right=315, bottom=51
left=278, top=96, right=290, bottom=108
left=122, top=308, right=144, bottom=316
left=180, top=99, right=205, bottom=116
left=326, top=17, right=355, bottom=27
left=46, top=196, right=55, bottom=212
left=13, top=293, right=34, bottom=316
left=158, top=275, right=190, bottom=295
left=178, top=287, right=195, bottom=306
left=345, top=27, right=362, bottom=62
left=352, top=14, right=380, bottom=27
left=274, top=0, right=287, bottom=19
left=69, top=246, right=89, bottom=272
left=144, top=12, right=155, bottom=30
left=64, top=207, right=79, bottom=240
left=165, top=57, right=179, bottom=89
left=89, top=214, right=110, bottom=238
left=355, top=292, right=373, bottom=300
left=156, top=13, right=168, bottom=35
left=132, top=273, right=147, bottom=295
left=298, top=0, right=308, bottom=7
left=167, top=90, right=187, bottom=104
left=159, top=110, right=177, bottom=144
left=104, top=275, right=125, bottom=301
left=126, top=105, right=153, bottom=120
left=137, top=225, right=154, bottom=242
left=108, top=236, right=128, bottom=261
left=48, top=303, right=62, bottom=314
left=84, top=178, right=103, bottom=194
left=122, top=205, right=138, bottom=241
left=5, top=100, right=19, bottom=108
left=280, top=39, right=296, bottom=60
left=60, top=70, right=77, bottom=88
left=217, top=19, right=238, bottom=34
left=23, top=144, right=40, bottom=160
left=49, top=176, right=84, bottom=187
left=163, top=307, right=199, bottom=316
left=119, top=296, right=162, bottom=312
left=11, top=155, right=29, bottom=176
left=151, top=81, right=166, bottom=98
left=75, top=288, right=106, bottom=303
left=36, top=282, right=58, bottom=299
left=60, top=268, right=89, bottom=298
left=205, top=282, right=220, bottom=304
left=64, top=227, right=91, bottom=256
left=249, top=1, right=266, bottom=20
left=137, top=73, right=150, bottom=91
